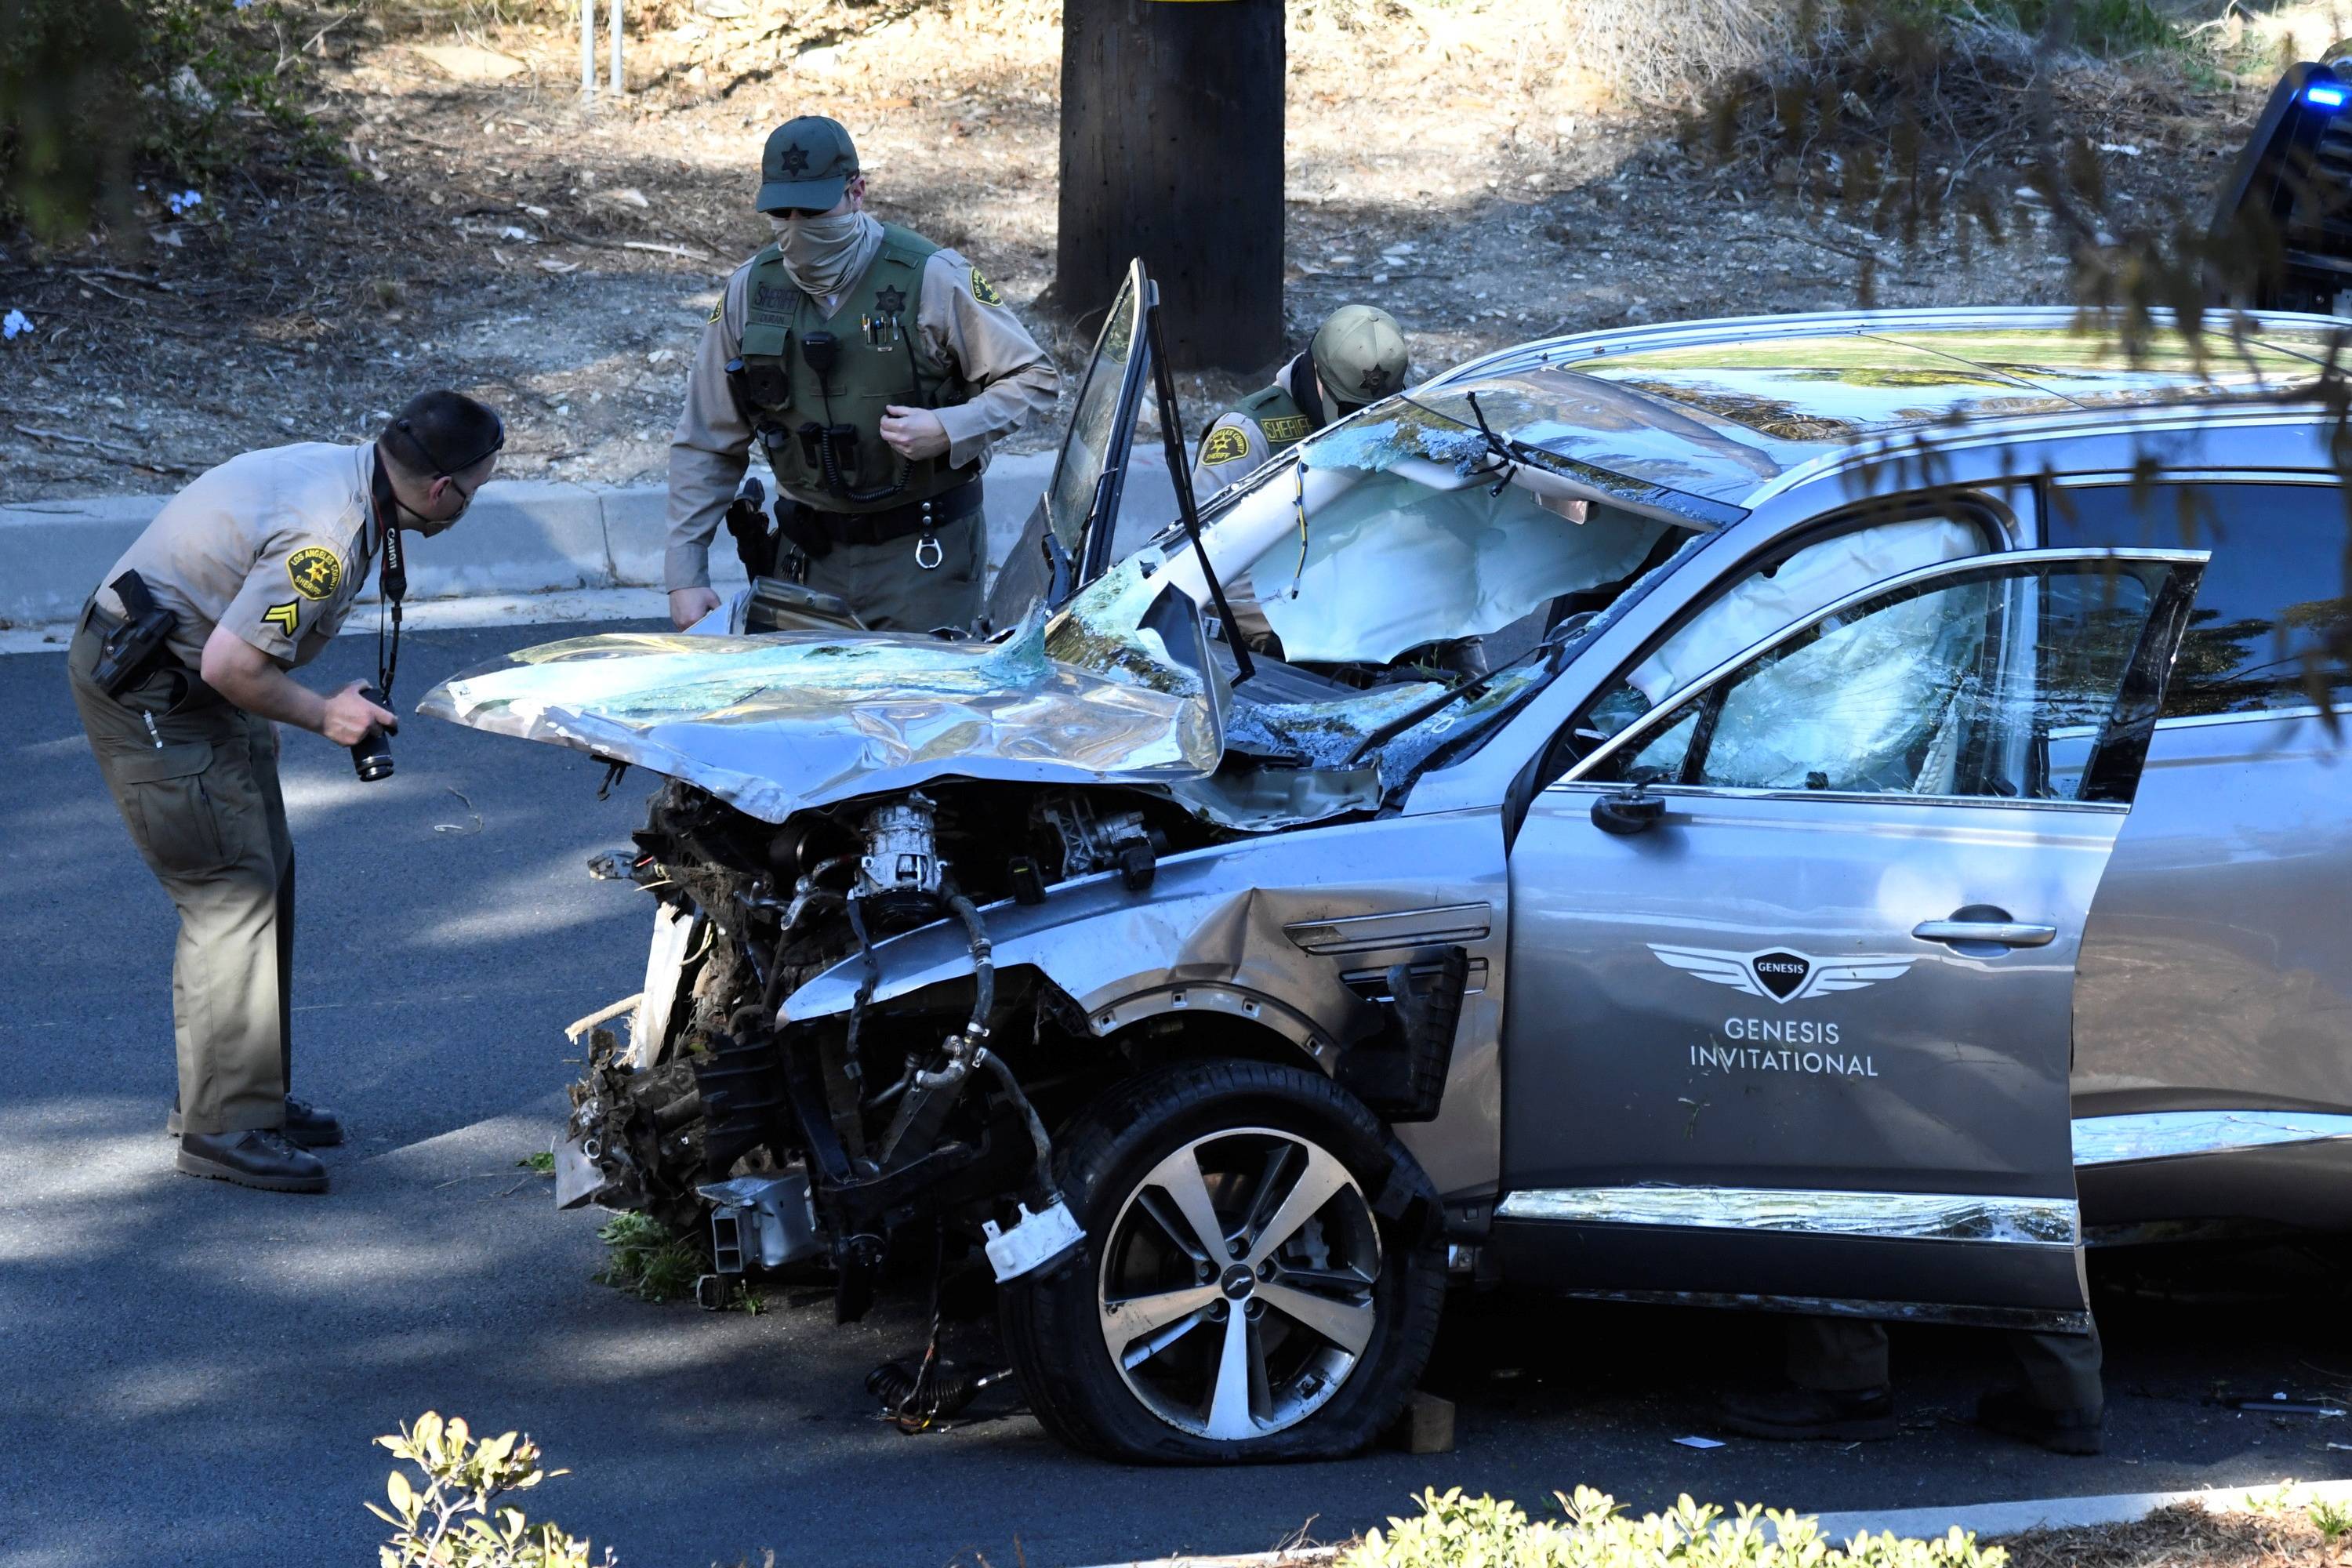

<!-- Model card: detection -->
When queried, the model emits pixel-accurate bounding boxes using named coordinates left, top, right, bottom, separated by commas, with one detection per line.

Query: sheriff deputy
left=664, top=115, right=1062, bottom=633
left=65, top=391, right=505, bottom=1195
left=1189, top=304, right=1410, bottom=499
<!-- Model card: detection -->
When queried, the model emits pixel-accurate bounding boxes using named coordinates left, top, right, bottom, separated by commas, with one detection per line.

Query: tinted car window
left=2047, top=482, right=2350, bottom=717
left=1595, top=561, right=2165, bottom=802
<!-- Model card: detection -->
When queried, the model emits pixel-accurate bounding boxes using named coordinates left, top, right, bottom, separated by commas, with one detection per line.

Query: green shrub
left=593, top=1211, right=705, bottom=1304
left=1341, top=1487, right=2008, bottom=1568
left=0, top=0, right=141, bottom=241
left=371, top=1412, right=611, bottom=1568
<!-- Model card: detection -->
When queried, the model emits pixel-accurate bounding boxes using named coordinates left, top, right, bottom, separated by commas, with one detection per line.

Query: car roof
left=1409, top=307, right=2345, bottom=510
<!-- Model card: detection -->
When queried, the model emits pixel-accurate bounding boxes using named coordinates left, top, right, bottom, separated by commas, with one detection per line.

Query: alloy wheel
left=1095, top=1127, right=1382, bottom=1441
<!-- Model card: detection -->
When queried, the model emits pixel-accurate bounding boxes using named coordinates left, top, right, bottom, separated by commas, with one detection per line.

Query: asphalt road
left=5, top=622, right=2350, bottom=1568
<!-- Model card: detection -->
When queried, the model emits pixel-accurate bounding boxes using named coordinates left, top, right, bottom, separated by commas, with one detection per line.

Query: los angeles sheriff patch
left=969, top=266, right=1004, bottom=307
left=286, top=546, right=343, bottom=601
left=1201, top=425, right=1252, bottom=466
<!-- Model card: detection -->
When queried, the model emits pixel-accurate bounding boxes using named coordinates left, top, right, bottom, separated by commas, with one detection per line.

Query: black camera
left=350, top=684, right=394, bottom=782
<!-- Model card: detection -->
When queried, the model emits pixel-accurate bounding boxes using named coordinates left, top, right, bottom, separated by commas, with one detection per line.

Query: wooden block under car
left=1385, top=1390, right=1456, bottom=1454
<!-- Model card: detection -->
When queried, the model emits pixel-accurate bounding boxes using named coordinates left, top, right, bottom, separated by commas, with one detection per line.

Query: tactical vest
left=736, top=223, right=976, bottom=514
left=1232, top=380, right=1318, bottom=457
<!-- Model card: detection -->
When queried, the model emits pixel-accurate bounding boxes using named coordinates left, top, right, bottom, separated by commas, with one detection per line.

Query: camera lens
left=349, top=684, right=394, bottom=782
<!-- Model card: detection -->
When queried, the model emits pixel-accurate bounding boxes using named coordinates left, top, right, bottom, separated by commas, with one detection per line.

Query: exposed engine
left=559, top=776, right=1227, bottom=1319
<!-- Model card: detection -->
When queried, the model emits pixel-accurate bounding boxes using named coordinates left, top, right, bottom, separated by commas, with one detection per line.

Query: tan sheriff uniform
left=666, top=231, right=1059, bottom=630
left=66, top=441, right=381, bottom=1136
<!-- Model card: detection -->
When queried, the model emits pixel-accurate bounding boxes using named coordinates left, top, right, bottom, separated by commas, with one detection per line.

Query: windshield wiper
left=1338, top=615, right=1593, bottom=768
left=1144, top=290, right=1254, bottom=687
left=1461, top=390, right=1520, bottom=497
left=1338, top=670, right=1494, bottom=768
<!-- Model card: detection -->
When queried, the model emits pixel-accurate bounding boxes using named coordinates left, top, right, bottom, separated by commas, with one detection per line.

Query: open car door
left=986, top=258, right=1153, bottom=627
left=1497, top=548, right=2207, bottom=1333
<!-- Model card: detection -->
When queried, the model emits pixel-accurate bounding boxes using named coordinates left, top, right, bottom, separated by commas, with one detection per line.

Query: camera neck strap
left=369, top=452, right=407, bottom=701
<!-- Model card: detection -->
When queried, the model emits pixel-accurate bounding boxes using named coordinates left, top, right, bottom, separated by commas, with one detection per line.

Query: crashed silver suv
left=426, top=267, right=2352, bottom=1463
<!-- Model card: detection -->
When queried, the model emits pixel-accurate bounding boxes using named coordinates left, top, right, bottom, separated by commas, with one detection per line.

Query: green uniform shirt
left=664, top=215, right=1062, bottom=592
left=1190, top=355, right=1321, bottom=501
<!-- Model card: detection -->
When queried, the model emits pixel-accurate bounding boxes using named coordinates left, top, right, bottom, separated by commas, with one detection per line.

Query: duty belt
left=777, top=475, right=984, bottom=561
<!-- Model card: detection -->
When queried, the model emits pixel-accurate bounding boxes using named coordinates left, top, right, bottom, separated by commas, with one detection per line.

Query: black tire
left=1000, top=1058, right=1446, bottom=1463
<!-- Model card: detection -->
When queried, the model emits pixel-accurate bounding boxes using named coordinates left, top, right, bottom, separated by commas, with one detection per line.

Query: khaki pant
left=794, top=510, right=985, bottom=633
left=1788, top=1314, right=2104, bottom=1419
left=67, top=612, right=294, bottom=1136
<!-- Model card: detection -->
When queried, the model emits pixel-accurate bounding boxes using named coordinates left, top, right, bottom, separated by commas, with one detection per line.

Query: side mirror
left=1592, top=784, right=1666, bottom=837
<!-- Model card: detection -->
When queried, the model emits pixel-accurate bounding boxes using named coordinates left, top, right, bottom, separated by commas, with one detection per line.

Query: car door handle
left=1911, top=920, right=2057, bottom=948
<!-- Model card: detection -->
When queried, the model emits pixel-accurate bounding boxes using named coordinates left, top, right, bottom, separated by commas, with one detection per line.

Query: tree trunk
left=1057, top=0, right=1285, bottom=372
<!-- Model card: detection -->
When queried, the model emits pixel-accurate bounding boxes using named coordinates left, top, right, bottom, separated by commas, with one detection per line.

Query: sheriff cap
left=758, top=116, right=858, bottom=212
left=1311, top=304, right=1410, bottom=411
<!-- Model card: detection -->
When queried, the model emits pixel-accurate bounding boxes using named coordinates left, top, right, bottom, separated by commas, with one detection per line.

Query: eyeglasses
left=775, top=205, right=832, bottom=220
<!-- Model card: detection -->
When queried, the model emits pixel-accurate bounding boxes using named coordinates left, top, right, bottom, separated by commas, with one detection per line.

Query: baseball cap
left=1311, top=304, right=1410, bottom=410
left=757, top=116, right=858, bottom=213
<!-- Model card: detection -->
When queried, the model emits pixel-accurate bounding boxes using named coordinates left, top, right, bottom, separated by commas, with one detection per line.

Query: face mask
left=768, top=211, right=880, bottom=296
left=394, top=474, right=476, bottom=536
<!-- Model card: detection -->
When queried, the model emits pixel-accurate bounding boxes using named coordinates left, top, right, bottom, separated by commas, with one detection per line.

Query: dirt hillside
left=0, top=0, right=2273, bottom=504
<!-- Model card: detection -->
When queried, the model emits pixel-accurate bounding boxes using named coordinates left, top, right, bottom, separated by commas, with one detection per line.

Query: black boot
left=1719, top=1383, right=1896, bottom=1442
left=175, top=1129, right=329, bottom=1193
left=1976, top=1387, right=2103, bottom=1454
left=169, top=1095, right=343, bottom=1147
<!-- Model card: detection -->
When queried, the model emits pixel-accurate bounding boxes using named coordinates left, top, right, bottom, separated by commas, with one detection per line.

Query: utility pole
left=1057, top=0, right=1285, bottom=371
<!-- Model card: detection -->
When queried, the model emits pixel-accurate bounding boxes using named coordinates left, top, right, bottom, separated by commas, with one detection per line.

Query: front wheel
left=1001, top=1060, right=1446, bottom=1463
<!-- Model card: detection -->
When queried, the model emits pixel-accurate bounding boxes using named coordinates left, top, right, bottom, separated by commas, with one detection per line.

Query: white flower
left=2, top=309, right=31, bottom=341
left=165, top=189, right=204, bottom=217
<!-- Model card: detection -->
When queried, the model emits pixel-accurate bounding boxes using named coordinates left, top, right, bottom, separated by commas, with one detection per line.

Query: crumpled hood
left=417, top=586, right=1224, bottom=823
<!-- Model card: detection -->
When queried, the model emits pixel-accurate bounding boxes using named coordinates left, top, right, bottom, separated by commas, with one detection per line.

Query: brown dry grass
left=1999, top=1501, right=2352, bottom=1568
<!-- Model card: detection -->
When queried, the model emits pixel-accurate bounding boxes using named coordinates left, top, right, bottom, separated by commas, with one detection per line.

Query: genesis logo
left=1649, top=944, right=1918, bottom=1004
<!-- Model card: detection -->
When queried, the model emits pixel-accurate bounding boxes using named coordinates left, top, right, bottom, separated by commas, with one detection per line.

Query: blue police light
left=2307, top=81, right=2349, bottom=108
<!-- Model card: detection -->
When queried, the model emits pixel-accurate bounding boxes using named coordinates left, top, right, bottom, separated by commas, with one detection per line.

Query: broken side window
left=1581, top=515, right=1992, bottom=744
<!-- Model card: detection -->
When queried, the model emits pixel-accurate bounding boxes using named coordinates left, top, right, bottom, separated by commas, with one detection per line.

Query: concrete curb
left=0, top=447, right=1178, bottom=629
left=1068, top=1478, right=2352, bottom=1568
left=1809, top=1476, right=2352, bottom=1542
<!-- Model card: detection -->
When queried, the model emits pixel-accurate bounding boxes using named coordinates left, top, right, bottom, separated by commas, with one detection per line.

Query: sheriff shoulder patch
left=286, top=546, right=342, bottom=601
left=262, top=601, right=302, bottom=637
left=1261, top=414, right=1312, bottom=444
left=1201, top=424, right=1252, bottom=466
left=707, top=300, right=722, bottom=324
left=969, top=265, right=1004, bottom=307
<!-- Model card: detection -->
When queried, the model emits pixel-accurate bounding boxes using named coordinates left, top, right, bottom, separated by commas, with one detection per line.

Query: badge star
left=1358, top=365, right=1394, bottom=396
left=873, top=285, right=907, bottom=316
left=779, top=143, right=811, bottom=176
